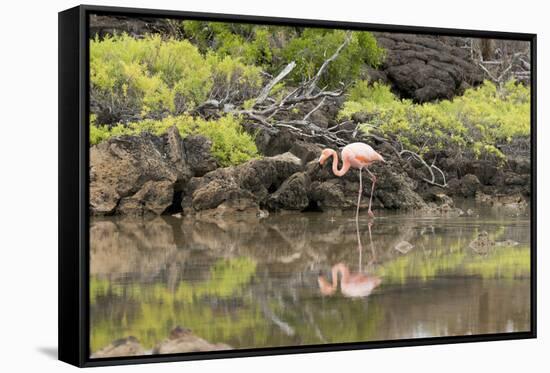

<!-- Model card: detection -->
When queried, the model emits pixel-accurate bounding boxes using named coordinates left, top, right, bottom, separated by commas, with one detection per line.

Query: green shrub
left=90, top=34, right=263, bottom=124
left=90, top=34, right=211, bottom=123
left=182, top=22, right=384, bottom=89
left=182, top=21, right=278, bottom=67
left=206, top=53, right=264, bottom=103
left=338, top=80, right=530, bottom=160
left=90, top=114, right=259, bottom=167
left=281, top=29, right=384, bottom=88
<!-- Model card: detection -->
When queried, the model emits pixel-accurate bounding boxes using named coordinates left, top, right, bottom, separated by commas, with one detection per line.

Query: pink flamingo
left=319, top=142, right=384, bottom=220
left=318, top=263, right=382, bottom=298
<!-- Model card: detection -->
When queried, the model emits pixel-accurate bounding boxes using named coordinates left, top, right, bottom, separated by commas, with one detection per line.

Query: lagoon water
left=90, top=204, right=531, bottom=355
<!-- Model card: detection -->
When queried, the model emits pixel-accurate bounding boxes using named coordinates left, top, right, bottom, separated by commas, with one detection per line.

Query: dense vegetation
left=90, top=34, right=263, bottom=124
left=90, top=21, right=529, bottom=167
left=90, top=113, right=258, bottom=167
left=339, top=79, right=530, bottom=160
left=89, top=24, right=385, bottom=166
left=182, top=22, right=385, bottom=87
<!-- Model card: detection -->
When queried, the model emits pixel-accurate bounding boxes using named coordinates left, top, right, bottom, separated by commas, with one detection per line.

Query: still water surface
left=90, top=204, right=530, bottom=355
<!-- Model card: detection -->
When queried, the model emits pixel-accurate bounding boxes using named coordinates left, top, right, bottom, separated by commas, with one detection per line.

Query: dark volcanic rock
left=253, top=127, right=297, bottom=156
left=503, top=172, right=530, bottom=186
left=163, top=126, right=193, bottom=191
left=90, top=15, right=176, bottom=39
left=475, top=192, right=528, bottom=215
left=182, top=135, right=218, bottom=176
left=373, top=33, right=484, bottom=102
left=306, top=157, right=426, bottom=211
left=460, top=160, right=499, bottom=185
left=116, top=180, right=175, bottom=216
left=89, top=184, right=120, bottom=215
left=289, top=141, right=323, bottom=165
left=447, top=174, right=481, bottom=197
left=421, top=202, right=464, bottom=217
left=374, top=167, right=427, bottom=209
left=506, top=155, right=531, bottom=174
left=182, top=152, right=303, bottom=214
left=309, top=179, right=350, bottom=210
left=267, top=172, right=311, bottom=211
left=90, top=126, right=197, bottom=216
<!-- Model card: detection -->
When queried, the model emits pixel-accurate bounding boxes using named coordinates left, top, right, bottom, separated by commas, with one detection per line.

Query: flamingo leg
left=356, top=167, right=363, bottom=224
left=365, top=167, right=377, bottom=218
left=367, top=221, right=377, bottom=266
left=356, top=214, right=363, bottom=272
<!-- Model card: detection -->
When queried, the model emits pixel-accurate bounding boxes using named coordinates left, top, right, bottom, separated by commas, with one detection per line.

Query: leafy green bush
left=90, top=34, right=211, bottom=123
left=206, top=53, right=263, bottom=103
left=183, top=21, right=275, bottom=67
left=90, top=114, right=259, bottom=167
left=339, top=80, right=530, bottom=159
left=281, top=29, right=384, bottom=88
left=182, top=22, right=384, bottom=89
left=90, top=34, right=263, bottom=124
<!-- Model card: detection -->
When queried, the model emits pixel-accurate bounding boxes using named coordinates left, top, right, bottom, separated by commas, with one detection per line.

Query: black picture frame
left=58, top=4, right=537, bottom=368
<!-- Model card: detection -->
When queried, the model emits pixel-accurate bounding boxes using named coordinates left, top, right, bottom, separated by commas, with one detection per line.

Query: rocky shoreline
left=90, top=126, right=530, bottom=218
left=88, top=17, right=531, bottom=218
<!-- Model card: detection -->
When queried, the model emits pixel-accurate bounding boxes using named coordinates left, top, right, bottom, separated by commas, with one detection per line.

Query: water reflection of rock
left=185, top=215, right=403, bottom=269
left=373, top=278, right=530, bottom=339
left=91, top=211, right=529, bottom=281
left=91, top=218, right=191, bottom=285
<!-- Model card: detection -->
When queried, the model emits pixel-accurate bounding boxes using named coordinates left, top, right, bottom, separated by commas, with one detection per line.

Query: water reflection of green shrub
left=463, top=246, right=530, bottom=279
left=90, top=258, right=259, bottom=352
left=276, top=296, right=383, bottom=345
left=90, top=256, right=385, bottom=352
left=90, top=244, right=530, bottom=353
left=376, top=245, right=530, bottom=284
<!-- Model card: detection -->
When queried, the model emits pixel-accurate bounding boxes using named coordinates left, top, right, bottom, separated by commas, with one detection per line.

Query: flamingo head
left=317, top=275, right=336, bottom=296
left=375, top=151, right=385, bottom=163
left=319, top=149, right=333, bottom=166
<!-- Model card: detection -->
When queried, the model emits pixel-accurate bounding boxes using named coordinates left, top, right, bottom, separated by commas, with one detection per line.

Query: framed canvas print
left=58, top=4, right=537, bottom=367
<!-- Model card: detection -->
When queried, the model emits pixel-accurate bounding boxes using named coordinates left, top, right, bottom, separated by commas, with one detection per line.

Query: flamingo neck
left=330, top=150, right=350, bottom=177
left=331, top=263, right=350, bottom=288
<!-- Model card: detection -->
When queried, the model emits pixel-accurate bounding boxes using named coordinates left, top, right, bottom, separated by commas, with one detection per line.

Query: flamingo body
left=319, top=142, right=385, bottom=219
left=318, top=263, right=382, bottom=298
left=342, top=142, right=384, bottom=170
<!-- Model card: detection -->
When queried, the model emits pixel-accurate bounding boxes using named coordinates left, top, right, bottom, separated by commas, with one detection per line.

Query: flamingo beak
left=319, top=155, right=326, bottom=165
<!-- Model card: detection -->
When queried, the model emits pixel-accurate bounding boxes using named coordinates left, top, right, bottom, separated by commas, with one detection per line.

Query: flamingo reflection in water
left=318, top=221, right=382, bottom=298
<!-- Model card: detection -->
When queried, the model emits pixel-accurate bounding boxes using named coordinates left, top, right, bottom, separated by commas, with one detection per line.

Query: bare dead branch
left=497, top=63, right=514, bottom=82
left=478, top=63, right=498, bottom=82
left=431, top=164, right=447, bottom=187
left=304, top=32, right=352, bottom=96
left=399, top=150, right=448, bottom=188
left=303, top=97, right=326, bottom=121
left=474, top=41, right=531, bottom=85
left=255, top=61, right=296, bottom=106
left=194, top=31, right=358, bottom=149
